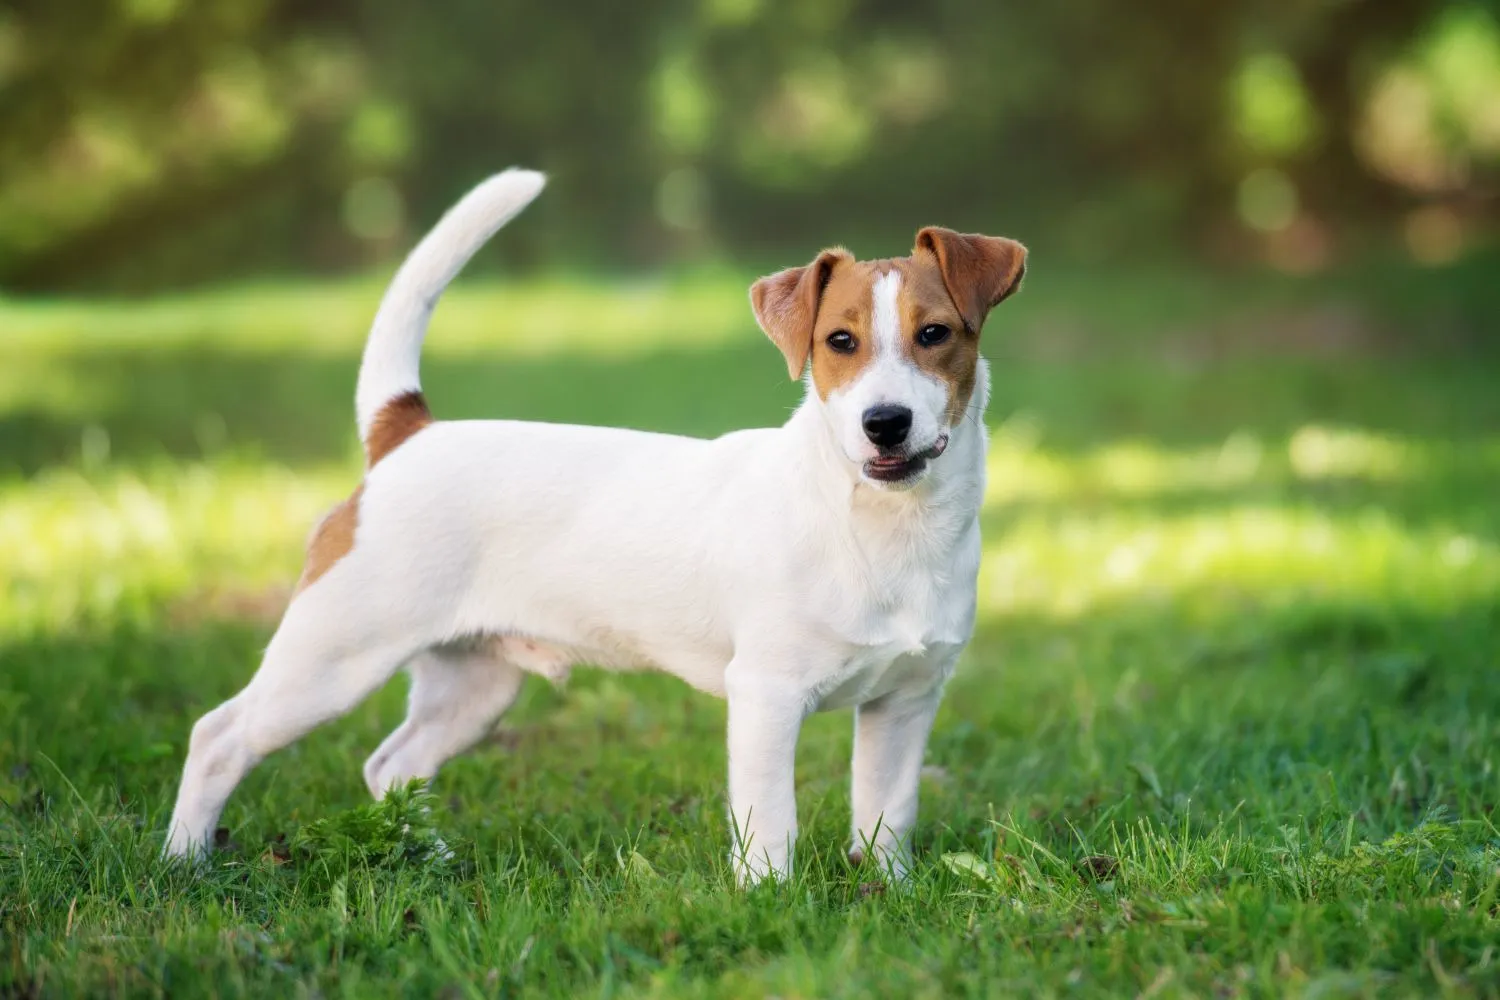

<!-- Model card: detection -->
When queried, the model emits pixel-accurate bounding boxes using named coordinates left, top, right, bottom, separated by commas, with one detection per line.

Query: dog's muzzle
left=863, top=433, right=950, bottom=483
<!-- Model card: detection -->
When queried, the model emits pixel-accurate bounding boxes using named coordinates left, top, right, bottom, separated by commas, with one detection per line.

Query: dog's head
left=751, top=227, right=1026, bottom=488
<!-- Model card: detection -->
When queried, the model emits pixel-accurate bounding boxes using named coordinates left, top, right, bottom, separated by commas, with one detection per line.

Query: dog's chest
left=814, top=629, right=963, bottom=712
left=810, top=519, right=980, bottom=711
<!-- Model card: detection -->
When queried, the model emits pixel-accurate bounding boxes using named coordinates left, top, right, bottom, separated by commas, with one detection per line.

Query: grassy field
left=3, top=255, right=1500, bottom=997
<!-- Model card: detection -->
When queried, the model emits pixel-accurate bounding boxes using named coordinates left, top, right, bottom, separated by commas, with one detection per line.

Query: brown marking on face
left=749, top=249, right=853, bottom=379
left=895, top=255, right=981, bottom=425
left=753, top=230, right=1025, bottom=421
left=913, top=227, right=1027, bottom=334
left=808, top=259, right=888, bottom=400
left=294, top=393, right=434, bottom=594
left=809, top=256, right=977, bottom=420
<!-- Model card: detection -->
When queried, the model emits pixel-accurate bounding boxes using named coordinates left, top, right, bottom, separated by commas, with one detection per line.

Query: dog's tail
left=354, top=168, right=546, bottom=456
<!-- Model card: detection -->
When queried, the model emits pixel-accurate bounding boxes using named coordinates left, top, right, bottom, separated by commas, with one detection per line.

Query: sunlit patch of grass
left=986, top=418, right=1500, bottom=504
left=980, top=502, right=1500, bottom=621
left=3, top=423, right=1498, bottom=640
left=3, top=424, right=1494, bottom=656
left=1286, top=424, right=1419, bottom=481
left=980, top=424, right=1500, bottom=621
left=0, top=458, right=348, bottom=634
left=985, top=418, right=1277, bottom=502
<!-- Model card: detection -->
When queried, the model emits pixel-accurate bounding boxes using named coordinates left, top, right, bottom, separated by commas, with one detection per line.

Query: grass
left=2, top=253, right=1500, bottom=997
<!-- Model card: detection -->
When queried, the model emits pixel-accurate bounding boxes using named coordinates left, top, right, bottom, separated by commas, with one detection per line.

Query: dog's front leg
left=849, top=680, right=946, bottom=880
left=724, top=667, right=810, bottom=886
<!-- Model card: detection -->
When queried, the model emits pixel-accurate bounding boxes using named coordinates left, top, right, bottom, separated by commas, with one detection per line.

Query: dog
left=164, top=169, right=1026, bottom=883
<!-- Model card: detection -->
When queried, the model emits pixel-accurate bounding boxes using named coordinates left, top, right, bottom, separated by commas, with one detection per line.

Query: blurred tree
left=1281, top=0, right=1447, bottom=221
left=0, top=0, right=1494, bottom=291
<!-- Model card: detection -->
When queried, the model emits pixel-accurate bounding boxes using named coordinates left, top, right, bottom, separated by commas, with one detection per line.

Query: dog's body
left=165, top=170, right=1026, bottom=882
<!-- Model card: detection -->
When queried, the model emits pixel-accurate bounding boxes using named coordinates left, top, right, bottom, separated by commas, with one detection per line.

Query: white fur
left=872, top=269, right=903, bottom=352
left=164, top=172, right=990, bottom=885
left=356, top=168, right=547, bottom=439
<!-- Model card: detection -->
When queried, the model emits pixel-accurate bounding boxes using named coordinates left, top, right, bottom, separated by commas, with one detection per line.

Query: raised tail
left=354, top=168, right=546, bottom=456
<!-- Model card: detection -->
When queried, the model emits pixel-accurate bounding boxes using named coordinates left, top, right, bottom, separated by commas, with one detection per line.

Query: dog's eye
left=826, top=330, right=857, bottom=353
left=916, top=323, right=951, bottom=347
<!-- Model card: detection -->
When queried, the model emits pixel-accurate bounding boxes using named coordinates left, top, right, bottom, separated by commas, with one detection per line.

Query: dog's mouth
left=863, top=434, right=949, bottom=484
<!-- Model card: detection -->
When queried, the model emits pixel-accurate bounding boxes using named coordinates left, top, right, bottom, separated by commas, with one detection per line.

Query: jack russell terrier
left=164, top=169, right=1026, bottom=883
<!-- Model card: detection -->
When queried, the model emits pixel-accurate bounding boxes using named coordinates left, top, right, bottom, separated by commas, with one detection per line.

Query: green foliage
left=291, top=782, right=456, bottom=880
left=3, top=0, right=1498, bottom=290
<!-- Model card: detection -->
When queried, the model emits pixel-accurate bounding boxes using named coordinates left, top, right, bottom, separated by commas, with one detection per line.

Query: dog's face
left=751, top=228, right=1026, bottom=488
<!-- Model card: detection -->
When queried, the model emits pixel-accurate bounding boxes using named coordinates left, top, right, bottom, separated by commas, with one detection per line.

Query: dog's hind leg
left=362, top=639, right=525, bottom=799
left=163, top=575, right=427, bottom=861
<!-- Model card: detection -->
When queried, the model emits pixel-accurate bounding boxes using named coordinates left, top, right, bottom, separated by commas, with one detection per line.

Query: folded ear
left=914, top=227, right=1027, bottom=334
left=749, top=248, right=853, bottom=380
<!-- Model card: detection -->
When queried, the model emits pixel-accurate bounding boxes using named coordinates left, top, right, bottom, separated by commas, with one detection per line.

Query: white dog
left=164, top=169, right=1026, bottom=883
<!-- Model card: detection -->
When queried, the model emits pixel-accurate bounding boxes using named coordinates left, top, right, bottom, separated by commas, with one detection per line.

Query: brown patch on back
left=294, top=392, right=434, bottom=594
left=295, top=486, right=362, bottom=593
left=365, top=390, right=433, bottom=467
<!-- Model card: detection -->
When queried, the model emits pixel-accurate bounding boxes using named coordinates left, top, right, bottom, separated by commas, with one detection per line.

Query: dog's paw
left=160, top=833, right=212, bottom=867
left=731, top=850, right=792, bottom=889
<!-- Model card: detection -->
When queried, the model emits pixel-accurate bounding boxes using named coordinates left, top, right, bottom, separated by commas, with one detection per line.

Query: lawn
left=2, top=256, right=1500, bottom=997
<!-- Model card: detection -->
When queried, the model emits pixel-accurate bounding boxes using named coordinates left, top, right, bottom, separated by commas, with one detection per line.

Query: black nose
left=862, top=404, right=913, bottom=448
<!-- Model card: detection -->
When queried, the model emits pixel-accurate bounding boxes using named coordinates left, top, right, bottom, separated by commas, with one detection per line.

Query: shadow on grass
left=0, top=342, right=801, bottom=476
left=4, top=334, right=1500, bottom=476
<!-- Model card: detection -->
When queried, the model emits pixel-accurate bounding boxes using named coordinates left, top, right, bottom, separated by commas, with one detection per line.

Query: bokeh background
left=4, top=2, right=1500, bottom=995
left=3, top=0, right=1499, bottom=288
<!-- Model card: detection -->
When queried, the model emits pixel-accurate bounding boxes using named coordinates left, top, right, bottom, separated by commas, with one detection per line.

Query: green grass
left=3, top=256, right=1500, bottom=997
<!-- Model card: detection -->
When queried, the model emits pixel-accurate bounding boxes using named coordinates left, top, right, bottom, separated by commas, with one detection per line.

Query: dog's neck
left=787, top=359, right=990, bottom=531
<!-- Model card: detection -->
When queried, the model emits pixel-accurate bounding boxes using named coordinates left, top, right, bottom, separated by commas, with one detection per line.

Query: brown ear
left=749, top=248, right=852, bottom=380
left=914, top=227, right=1027, bottom=334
